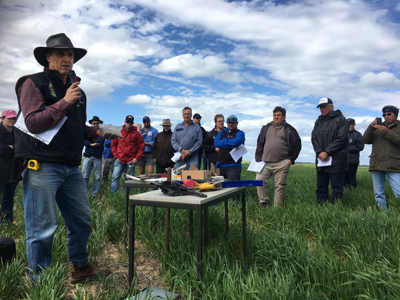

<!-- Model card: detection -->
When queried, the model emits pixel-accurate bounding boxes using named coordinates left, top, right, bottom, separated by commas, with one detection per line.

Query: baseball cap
left=143, top=116, right=150, bottom=122
left=1, top=110, right=17, bottom=118
left=347, top=118, right=355, bottom=125
left=193, top=113, right=202, bottom=119
left=317, top=97, right=333, bottom=108
left=227, top=115, right=238, bottom=122
left=125, top=115, right=134, bottom=123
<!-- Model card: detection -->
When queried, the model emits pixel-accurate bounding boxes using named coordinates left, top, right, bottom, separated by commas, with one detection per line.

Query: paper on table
left=317, top=156, right=332, bottom=167
left=247, top=159, right=266, bottom=172
left=171, top=152, right=181, bottom=163
left=15, top=112, right=67, bottom=145
left=229, top=144, right=247, bottom=163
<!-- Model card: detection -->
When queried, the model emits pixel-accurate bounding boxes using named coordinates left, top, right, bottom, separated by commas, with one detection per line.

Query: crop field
left=1, top=163, right=400, bottom=299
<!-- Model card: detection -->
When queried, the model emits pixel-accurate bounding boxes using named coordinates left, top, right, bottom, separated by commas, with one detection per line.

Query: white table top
left=129, top=187, right=244, bottom=205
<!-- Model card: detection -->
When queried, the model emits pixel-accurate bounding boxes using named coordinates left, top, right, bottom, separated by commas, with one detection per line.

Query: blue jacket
left=84, top=137, right=104, bottom=158
left=102, top=139, right=114, bottom=158
left=215, top=127, right=245, bottom=169
left=140, top=126, right=159, bottom=152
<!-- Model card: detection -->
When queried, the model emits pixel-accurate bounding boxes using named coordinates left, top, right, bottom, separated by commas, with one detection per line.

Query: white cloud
left=359, top=72, right=400, bottom=88
left=124, top=94, right=152, bottom=104
left=152, top=54, right=229, bottom=77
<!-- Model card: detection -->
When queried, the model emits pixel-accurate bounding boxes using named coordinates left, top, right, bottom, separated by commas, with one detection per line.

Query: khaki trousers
left=256, top=159, right=290, bottom=206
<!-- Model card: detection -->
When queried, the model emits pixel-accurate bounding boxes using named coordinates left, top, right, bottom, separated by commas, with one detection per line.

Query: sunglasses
left=91, top=122, right=99, bottom=125
left=382, top=113, right=392, bottom=117
left=126, top=121, right=133, bottom=124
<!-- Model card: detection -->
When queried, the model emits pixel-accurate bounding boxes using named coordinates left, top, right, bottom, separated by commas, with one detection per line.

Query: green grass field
left=1, top=163, right=400, bottom=299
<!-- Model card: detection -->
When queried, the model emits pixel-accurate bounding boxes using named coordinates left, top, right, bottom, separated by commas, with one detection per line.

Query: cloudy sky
left=1, top=0, right=400, bottom=164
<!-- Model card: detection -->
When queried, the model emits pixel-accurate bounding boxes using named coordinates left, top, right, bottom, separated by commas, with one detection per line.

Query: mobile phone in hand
left=377, top=117, right=383, bottom=125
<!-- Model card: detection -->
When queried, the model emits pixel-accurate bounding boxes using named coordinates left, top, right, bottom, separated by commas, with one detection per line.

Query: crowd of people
left=1, top=33, right=399, bottom=284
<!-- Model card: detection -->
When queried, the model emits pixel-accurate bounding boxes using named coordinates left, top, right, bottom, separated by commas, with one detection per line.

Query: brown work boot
left=71, top=263, right=97, bottom=284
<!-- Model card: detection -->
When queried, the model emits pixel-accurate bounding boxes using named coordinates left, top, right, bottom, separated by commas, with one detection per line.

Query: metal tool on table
left=151, top=180, right=207, bottom=198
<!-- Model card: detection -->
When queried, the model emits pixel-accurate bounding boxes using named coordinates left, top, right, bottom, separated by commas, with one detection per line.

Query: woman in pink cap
left=0, top=110, right=22, bottom=226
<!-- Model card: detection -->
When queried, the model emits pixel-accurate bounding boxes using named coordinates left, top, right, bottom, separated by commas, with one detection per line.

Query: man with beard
left=152, top=119, right=175, bottom=173
left=203, top=114, right=224, bottom=169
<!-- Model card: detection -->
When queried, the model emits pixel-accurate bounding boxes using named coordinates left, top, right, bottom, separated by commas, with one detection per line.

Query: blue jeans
left=176, top=150, right=199, bottom=170
left=111, top=158, right=135, bottom=192
left=23, top=162, right=92, bottom=279
left=372, top=171, right=400, bottom=210
left=316, top=171, right=345, bottom=204
left=82, top=156, right=102, bottom=196
left=0, top=181, right=19, bottom=223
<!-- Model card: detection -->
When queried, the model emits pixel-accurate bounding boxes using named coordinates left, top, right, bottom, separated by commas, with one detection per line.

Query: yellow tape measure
left=27, top=160, right=40, bottom=170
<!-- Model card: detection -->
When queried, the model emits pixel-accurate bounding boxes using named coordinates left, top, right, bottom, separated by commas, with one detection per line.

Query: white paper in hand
left=171, top=152, right=181, bottom=163
left=230, top=145, right=247, bottom=163
left=317, top=157, right=332, bottom=167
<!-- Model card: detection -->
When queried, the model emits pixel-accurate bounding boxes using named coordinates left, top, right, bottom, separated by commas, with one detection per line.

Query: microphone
left=68, top=70, right=81, bottom=107
left=68, top=70, right=76, bottom=85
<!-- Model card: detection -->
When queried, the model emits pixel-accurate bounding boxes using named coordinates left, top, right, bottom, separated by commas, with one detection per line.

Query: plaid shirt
left=17, top=77, right=97, bottom=138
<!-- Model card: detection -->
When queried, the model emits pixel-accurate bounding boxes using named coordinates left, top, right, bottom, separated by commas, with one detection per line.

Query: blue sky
left=1, top=0, right=400, bottom=164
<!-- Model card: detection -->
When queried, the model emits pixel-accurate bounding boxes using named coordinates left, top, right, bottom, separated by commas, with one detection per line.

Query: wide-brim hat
left=34, top=33, right=87, bottom=67
left=160, top=119, right=173, bottom=126
left=89, top=116, right=103, bottom=124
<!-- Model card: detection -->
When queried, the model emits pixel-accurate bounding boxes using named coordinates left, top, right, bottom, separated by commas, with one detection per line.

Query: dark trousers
left=345, top=164, right=359, bottom=189
left=219, top=166, right=241, bottom=181
left=156, top=165, right=173, bottom=174
left=316, top=171, right=345, bottom=204
left=0, top=181, right=19, bottom=223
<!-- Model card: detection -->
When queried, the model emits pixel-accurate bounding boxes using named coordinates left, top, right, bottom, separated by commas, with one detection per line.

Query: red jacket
left=111, top=126, right=145, bottom=164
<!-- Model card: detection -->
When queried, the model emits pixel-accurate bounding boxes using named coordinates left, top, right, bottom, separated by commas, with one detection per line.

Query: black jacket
left=348, top=129, right=364, bottom=165
left=0, top=123, right=22, bottom=182
left=202, top=127, right=220, bottom=164
left=14, top=68, right=87, bottom=166
left=152, top=130, right=175, bottom=167
left=311, top=110, right=348, bottom=173
left=255, top=121, right=302, bottom=164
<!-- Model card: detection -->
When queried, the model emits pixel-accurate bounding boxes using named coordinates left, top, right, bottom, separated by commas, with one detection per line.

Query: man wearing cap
left=311, top=97, right=348, bottom=204
left=111, top=115, right=145, bottom=192
left=362, top=105, right=400, bottom=210
left=172, top=107, right=203, bottom=170
left=138, top=116, right=158, bottom=175
left=345, top=118, right=364, bottom=189
left=152, top=119, right=175, bottom=173
left=255, top=106, right=302, bottom=207
left=0, top=110, right=23, bottom=226
left=215, top=115, right=245, bottom=182
left=82, top=116, right=104, bottom=197
left=193, top=113, right=208, bottom=169
left=14, top=33, right=107, bottom=282
left=203, top=114, right=225, bottom=169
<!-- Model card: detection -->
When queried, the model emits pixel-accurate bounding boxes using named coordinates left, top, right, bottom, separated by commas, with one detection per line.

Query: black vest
left=14, top=68, right=87, bottom=166
left=217, top=129, right=242, bottom=164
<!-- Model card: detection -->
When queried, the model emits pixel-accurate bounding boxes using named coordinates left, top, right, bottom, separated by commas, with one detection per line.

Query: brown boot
left=71, top=263, right=97, bottom=284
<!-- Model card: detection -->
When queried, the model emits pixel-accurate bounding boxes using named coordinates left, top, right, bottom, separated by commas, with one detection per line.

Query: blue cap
left=227, top=115, right=238, bottom=122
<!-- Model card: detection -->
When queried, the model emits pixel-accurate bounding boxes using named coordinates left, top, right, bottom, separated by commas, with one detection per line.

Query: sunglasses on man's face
left=92, top=122, right=99, bottom=125
left=383, top=113, right=392, bottom=117
left=126, top=121, right=133, bottom=124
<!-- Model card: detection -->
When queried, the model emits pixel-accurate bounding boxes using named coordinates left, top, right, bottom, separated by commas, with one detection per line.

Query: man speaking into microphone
left=14, top=33, right=104, bottom=283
